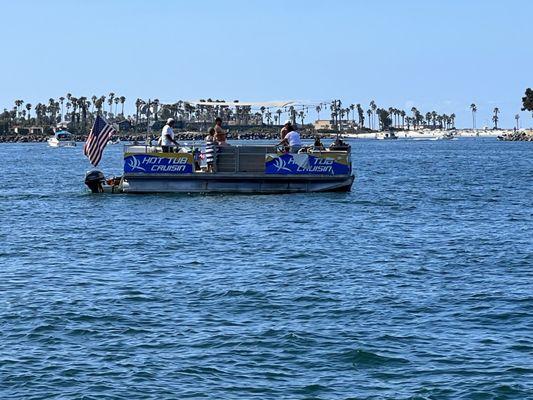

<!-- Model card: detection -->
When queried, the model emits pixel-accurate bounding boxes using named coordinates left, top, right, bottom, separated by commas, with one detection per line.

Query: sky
left=1, top=0, right=531, bottom=128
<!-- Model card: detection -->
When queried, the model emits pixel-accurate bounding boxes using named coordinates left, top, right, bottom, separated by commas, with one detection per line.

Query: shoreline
left=344, top=128, right=531, bottom=139
left=0, top=128, right=531, bottom=144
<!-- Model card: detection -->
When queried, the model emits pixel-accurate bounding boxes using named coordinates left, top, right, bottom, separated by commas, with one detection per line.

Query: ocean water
left=0, top=139, right=532, bottom=399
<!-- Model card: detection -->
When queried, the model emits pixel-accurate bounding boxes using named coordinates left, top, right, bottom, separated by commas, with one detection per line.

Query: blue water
left=1, top=139, right=532, bottom=399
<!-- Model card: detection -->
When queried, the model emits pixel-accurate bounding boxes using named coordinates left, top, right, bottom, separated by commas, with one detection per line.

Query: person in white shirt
left=278, top=125, right=302, bottom=153
left=160, top=118, right=180, bottom=152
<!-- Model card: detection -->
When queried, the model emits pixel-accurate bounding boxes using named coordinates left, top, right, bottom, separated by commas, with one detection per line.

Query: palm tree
left=59, top=97, right=65, bottom=120
left=470, top=103, right=477, bottom=129
left=425, top=112, right=431, bottom=127
left=119, top=96, right=126, bottom=116
left=14, top=100, right=24, bottom=121
left=366, top=109, right=372, bottom=129
left=25, top=103, right=32, bottom=122
left=48, top=98, right=58, bottom=124
left=370, top=100, right=377, bottom=130
left=514, top=114, right=520, bottom=130
left=276, top=109, right=282, bottom=125
left=135, top=98, right=144, bottom=127
left=411, top=107, right=418, bottom=129
left=298, top=110, right=305, bottom=125
left=79, top=97, right=88, bottom=126
left=152, top=99, right=160, bottom=121
left=114, top=97, right=119, bottom=116
left=70, top=97, right=78, bottom=123
left=266, top=110, right=272, bottom=125
left=388, top=107, right=394, bottom=127
left=66, top=101, right=71, bottom=121
left=356, top=104, right=364, bottom=129
left=108, top=92, right=115, bottom=114
left=492, top=107, right=500, bottom=129
left=315, top=105, right=322, bottom=120
left=450, top=113, right=456, bottom=128
left=95, top=97, right=104, bottom=115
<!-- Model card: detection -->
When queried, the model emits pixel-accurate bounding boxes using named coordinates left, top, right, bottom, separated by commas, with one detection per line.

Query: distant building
left=13, top=126, right=44, bottom=135
left=314, top=120, right=334, bottom=130
left=314, top=119, right=358, bottom=132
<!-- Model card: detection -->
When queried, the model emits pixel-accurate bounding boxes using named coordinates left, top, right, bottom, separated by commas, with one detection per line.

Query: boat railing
left=123, top=143, right=350, bottom=174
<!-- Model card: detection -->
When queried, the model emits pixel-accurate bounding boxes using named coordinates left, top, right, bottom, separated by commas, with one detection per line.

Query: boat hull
left=121, top=173, right=354, bottom=194
left=48, top=138, right=76, bottom=147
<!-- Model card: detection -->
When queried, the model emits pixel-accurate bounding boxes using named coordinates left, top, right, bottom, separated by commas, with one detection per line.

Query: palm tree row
left=4, top=96, right=520, bottom=133
left=2, top=93, right=127, bottom=131
left=1, top=96, right=315, bottom=132
left=470, top=103, right=505, bottom=129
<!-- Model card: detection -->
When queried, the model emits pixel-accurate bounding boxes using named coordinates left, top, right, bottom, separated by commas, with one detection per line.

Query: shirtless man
left=280, top=120, right=292, bottom=140
left=214, top=117, right=228, bottom=146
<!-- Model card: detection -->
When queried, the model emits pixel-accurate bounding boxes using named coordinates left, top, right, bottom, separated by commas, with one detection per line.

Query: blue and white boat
left=85, top=142, right=355, bottom=194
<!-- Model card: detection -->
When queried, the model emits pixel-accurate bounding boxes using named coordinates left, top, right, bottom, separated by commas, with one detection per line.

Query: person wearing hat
left=280, top=120, right=292, bottom=140
left=160, top=118, right=180, bottom=152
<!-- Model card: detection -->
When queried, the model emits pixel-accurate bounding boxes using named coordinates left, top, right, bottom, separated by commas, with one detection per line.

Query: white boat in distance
left=48, top=130, right=76, bottom=147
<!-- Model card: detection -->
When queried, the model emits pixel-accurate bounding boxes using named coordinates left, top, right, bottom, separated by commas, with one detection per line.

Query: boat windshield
left=56, top=131, right=72, bottom=140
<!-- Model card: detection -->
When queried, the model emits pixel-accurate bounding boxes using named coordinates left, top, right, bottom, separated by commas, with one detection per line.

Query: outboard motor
left=84, top=170, right=105, bottom=193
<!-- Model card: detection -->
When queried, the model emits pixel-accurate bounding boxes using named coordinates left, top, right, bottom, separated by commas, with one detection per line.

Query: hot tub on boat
left=85, top=143, right=355, bottom=194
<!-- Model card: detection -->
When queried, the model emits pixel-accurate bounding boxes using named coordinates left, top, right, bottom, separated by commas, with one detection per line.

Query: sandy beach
left=344, top=128, right=523, bottom=139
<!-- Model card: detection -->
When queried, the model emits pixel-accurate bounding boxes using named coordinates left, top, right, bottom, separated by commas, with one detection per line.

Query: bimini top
left=183, top=100, right=297, bottom=108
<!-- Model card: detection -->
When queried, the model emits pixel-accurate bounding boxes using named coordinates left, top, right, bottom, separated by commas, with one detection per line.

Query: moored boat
left=376, top=131, right=398, bottom=140
left=48, top=130, right=76, bottom=147
left=85, top=142, right=355, bottom=194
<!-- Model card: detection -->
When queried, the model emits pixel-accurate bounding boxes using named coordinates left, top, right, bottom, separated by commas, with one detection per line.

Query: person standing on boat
left=161, top=118, right=180, bottom=152
left=205, top=127, right=215, bottom=172
left=214, top=117, right=228, bottom=146
left=279, top=125, right=302, bottom=153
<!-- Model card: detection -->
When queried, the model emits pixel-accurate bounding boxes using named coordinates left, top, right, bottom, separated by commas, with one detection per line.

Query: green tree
left=521, top=88, right=533, bottom=120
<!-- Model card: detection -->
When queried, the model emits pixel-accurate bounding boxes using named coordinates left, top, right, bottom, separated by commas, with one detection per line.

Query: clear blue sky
left=1, top=0, right=531, bottom=128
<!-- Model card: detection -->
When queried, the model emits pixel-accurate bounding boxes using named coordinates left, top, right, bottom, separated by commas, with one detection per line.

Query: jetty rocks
left=497, top=130, right=533, bottom=141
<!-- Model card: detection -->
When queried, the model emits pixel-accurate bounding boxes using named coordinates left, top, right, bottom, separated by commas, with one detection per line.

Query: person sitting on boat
left=214, top=117, right=228, bottom=146
left=313, top=136, right=325, bottom=150
left=205, top=127, right=215, bottom=172
left=280, top=120, right=292, bottom=140
left=278, top=125, right=302, bottom=153
left=161, top=118, right=180, bottom=152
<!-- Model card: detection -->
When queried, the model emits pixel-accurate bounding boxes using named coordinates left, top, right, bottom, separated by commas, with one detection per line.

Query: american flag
left=83, top=115, right=116, bottom=167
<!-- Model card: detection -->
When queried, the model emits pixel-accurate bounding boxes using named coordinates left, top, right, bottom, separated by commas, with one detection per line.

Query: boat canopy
left=183, top=100, right=297, bottom=108
left=55, top=130, right=72, bottom=138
